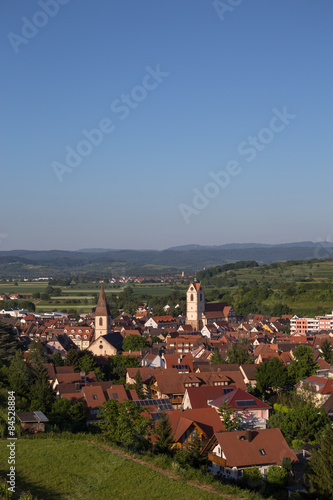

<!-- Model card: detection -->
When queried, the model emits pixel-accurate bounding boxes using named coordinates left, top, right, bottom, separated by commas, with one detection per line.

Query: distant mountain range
left=0, top=242, right=332, bottom=278
left=78, top=241, right=333, bottom=252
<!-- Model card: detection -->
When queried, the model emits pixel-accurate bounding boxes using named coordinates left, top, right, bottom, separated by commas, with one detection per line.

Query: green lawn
left=0, top=439, right=229, bottom=500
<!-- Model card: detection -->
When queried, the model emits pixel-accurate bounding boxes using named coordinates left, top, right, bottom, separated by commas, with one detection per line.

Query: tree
left=209, top=349, right=225, bottom=365
left=150, top=336, right=161, bottom=344
left=266, top=465, right=288, bottom=488
left=108, top=355, right=139, bottom=383
left=134, top=370, right=145, bottom=399
left=256, top=357, right=288, bottom=394
left=122, top=335, right=149, bottom=352
left=227, top=343, right=252, bottom=365
left=0, top=321, right=22, bottom=365
left=308, top=426, right=333, bottom=498
left=27, top=340, right=47, bottom=367
left=154, top=412, right=174, bottom=455
left=78, top=353, right=104, bottom=381
left=288, top=345, right=318, bottom=383
left=283, top=322, right=290, bottom=334
left=269, top=394, right=330, bottom=443
left=50, top=351, right=64, bottom=367
left=99, top=400, right=151, bottom=451
left=49, top=398, right=86, bottom=432
left=65, top=348, right=81, bottom=370
left=218, top=400, right=241, bottom=432
left=320, top=339, right=333, bottom=364
left=29, top=364, right=55, bottom=413
left=187, top=435, right=208, bottom=469
left=8, top=351, right=33, bottom=397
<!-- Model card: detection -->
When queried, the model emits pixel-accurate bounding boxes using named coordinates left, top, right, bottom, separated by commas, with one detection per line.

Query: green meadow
left=0, top=438, right=236, bottom=500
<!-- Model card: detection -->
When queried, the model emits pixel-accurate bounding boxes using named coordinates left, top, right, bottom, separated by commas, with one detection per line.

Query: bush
left=242, top=467, right=263, bottom=490
left=266, top=465, right=288, bottom=488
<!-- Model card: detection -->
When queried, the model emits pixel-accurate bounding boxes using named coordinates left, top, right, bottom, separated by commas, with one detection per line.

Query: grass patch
left=0, top=438, right=232, bottom=500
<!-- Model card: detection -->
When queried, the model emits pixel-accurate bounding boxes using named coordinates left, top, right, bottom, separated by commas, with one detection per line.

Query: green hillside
left=198, top=259, right=333, bottom=317
left=0, top=437, right=264, bottom=500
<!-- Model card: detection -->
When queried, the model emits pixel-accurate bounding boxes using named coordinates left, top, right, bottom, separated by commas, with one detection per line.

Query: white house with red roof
left=208, top=388, right=271, bottom=429
left=203, top=428, right=298, bottom=479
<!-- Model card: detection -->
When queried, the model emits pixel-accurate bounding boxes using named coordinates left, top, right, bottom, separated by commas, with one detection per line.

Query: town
left=0, top=277, right=332, bottom=499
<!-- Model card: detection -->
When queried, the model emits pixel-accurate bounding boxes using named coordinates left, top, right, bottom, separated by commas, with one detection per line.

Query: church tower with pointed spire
left=94, top=285, right=111, bottom=339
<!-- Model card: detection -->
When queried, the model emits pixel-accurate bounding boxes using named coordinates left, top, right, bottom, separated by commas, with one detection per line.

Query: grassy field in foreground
left=0, top=439, right=230, bottom=500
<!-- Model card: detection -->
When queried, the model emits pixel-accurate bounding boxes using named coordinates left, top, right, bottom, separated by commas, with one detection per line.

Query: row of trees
left=255, top=345, right=319, bottom=395
left=98, top=399, right=207, bottom=469
left=0, top=325, right=87, bottom=433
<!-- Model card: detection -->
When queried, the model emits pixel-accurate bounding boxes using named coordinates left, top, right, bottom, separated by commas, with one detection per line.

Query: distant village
left=1, top=280, right=332, bottom=496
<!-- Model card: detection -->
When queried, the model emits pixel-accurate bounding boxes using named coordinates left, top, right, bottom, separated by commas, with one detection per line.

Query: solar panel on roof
left=133, top=398, right=174, bottom=411
left=236, top=400, right=257, bottom=407
left=33, top=411, right=49, bottom=422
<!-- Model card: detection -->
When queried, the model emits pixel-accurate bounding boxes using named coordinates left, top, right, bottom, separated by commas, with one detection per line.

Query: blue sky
left=1, top=0, right=333, bottom=250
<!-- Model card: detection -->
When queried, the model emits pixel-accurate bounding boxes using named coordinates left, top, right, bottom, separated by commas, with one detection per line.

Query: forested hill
left=0, top=243, right=333, bottom=277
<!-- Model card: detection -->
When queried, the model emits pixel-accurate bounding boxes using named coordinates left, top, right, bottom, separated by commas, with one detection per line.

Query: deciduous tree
left=288, top=345, right=318, bottom=383
left=256, top=357, right=288, bottom=394
left=122, top=335, right=149, bottom=352
left=218, top=400, right=241, bottom=432
left=99, top=400, right=151, bottom=451
left=227, top=343, right=252, bottom=365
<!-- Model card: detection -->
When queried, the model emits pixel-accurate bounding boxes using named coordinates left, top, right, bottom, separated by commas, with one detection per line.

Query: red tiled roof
left=209, top=388, right=271, bottom=410
left=82, top=385, right=106, bottom=409
left=167, top=407, right=224, bottom=442
left=209, top=428, right=298, bottom=467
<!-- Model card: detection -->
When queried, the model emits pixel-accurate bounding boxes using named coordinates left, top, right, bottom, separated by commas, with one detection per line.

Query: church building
left=185, top=281, right=236, bottom=331
left=89, top=285, right=123, bottom=356
left=94, top=285, right=111, bottom=339
left=186, top=281, right=205, bottom=330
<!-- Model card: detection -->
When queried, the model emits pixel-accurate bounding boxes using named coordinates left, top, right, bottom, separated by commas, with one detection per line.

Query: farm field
left=0, top=438, right=237, bottom=500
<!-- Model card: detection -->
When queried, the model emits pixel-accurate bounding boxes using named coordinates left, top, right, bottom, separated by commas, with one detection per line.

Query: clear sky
left=1, top=0, right=333, bottom=251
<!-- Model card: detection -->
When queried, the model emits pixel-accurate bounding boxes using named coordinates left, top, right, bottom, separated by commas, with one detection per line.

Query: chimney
left=245, top=430, right=254, bottom=442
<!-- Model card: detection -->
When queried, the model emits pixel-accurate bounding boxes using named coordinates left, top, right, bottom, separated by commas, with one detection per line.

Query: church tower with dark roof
left=94, top=285, right=111, bottom=339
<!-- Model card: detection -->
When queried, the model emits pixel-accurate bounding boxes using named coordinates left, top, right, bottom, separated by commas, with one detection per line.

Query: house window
left=259, top=449, right=266, bottom=455
left=112, top=393, right=118, bottom=399
left=190, top=294, right=194, bottom=301
left=99, top=317, right=103, bottom=326
left=92, top=395, right=97, bottom=400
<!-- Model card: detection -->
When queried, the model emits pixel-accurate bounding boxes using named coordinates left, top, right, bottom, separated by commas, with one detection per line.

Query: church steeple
left=94, top=285, right=111, bottom=339
left=95, top=285, right=110, bottom=317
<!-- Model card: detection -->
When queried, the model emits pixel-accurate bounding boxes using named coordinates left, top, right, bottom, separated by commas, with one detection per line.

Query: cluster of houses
left=2, top=282, right=333, bottom=484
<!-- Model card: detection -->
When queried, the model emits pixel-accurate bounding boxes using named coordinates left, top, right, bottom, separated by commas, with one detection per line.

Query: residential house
left=167, top=407, right=225, bottom=450
left=208, top=388, right=271, bottom=429
left=203, top=428, right=298, bottom=480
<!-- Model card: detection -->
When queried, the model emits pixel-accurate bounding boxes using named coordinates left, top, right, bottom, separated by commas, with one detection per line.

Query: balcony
left=208, top=452, right=227, bottom=467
